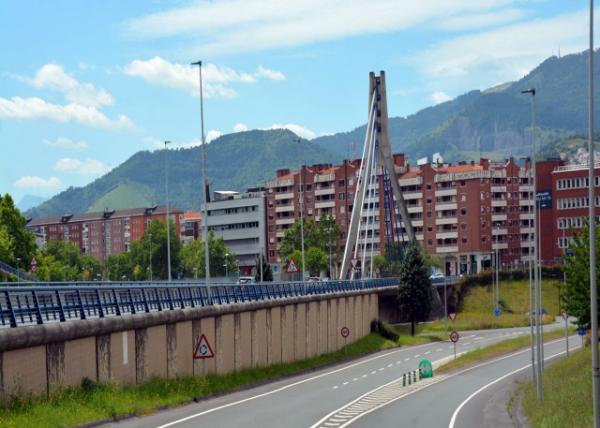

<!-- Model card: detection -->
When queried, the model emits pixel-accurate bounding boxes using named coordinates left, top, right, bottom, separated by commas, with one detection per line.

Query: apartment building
left=181, top=211, right=202, bottom=245
left=27, top=206, right=183, bottom=264
left=265, top=155, right=538, bottom=277
left=203, top=189, right=266, bottom=275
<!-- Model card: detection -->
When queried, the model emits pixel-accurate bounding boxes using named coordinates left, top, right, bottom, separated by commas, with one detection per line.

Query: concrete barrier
left=0, top=289, right=382, bottom=398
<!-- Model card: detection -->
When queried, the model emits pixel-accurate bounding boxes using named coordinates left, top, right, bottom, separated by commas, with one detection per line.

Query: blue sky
left=0, top=0, right=596, bottom=203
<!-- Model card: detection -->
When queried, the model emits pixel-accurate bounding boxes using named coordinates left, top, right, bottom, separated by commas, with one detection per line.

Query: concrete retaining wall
left=0, top=290, right=381, bottom=398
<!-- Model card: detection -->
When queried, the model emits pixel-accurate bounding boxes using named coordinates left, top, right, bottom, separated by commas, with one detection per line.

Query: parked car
left=237, top=276, right=256, bottom=285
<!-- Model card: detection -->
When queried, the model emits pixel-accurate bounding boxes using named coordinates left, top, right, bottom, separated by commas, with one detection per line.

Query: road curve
left=102, top=325, right=559, bottom=428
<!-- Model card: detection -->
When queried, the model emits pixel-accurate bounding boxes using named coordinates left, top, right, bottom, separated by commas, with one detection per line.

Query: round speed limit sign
left=341, top=326, right=350, bottom=338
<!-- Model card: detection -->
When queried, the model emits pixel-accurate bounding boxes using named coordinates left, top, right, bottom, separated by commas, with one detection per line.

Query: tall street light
left=164, top=140, right=173, bottom=282
left=192, top=61, right=212, bottom=301
left=588, top=2, right=600, bottom=426
left=521, top=87, right=541, bottom=400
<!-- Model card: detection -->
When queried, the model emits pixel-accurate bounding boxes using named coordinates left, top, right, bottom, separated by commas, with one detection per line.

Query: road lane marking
left=371, top=370, right=377, bottom=374
left=387, top=364, right=393, bottom=367
left=448, top=345, right=577, bottom=428
left=436, top=348, right=443, bottom=352
left=404, top=357, right=410, bottom=361
left=424, top=351, right=431, bottom=355
left=343, top=382, right=349, bottom=385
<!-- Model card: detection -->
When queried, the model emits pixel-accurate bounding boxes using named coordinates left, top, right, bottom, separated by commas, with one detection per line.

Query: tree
left=128, top=219, right=182, bottom=280
left=0, top=194, right=36, bottom=268
left=562, top=221, right=600, bottom=328
left=397, top=241, right=433, bottom=335
left=371, top=254, right=387, bottom=277
left=254, top=254, right=273, bottom=282
left=305, top=247, right=328, bottom=276
left=279, top=219, right=321, bottom=260
left=106, top=252, right=134, bottom=281
left=179, top=231, right=238, bottom=278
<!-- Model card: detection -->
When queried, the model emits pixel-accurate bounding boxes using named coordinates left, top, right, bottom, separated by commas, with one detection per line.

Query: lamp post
left=16, top=257, right=21, bottom=281
left=588, top=3, right=600, bottom=426
left=192, top=61, right=212, bottom=300
left=224, top=252, right=229, bottom=279
left=148, top=231, right=153, bottom=281
left=521, top=87, right=541, bottom=400
left=164, top=140, right=173, bottom=282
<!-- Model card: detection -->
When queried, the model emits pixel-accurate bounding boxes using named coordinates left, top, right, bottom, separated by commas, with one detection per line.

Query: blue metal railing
left=0, top=260, right=36, bottom=282
left=430, top=275, right=462, bottom=286
left=0, top=278, right=399, bottom=329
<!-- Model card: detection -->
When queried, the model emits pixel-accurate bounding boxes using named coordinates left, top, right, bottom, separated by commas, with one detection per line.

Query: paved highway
left=103, top=324, right=568, bottom=428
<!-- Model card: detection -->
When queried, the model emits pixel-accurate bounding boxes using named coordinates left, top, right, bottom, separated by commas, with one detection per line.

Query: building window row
left=209, top=221, right=259, bottom=231
left=557, top=217, right=584, bottom=229
left=557, top=196, right=600, bottom=210
left=556, top=176, right=600, bottom=190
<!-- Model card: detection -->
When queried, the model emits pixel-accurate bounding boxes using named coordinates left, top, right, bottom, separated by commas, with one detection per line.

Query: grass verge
left=0, top=332, right=440, bottom=428
left=520, top=347, right=592, bottom=427
left=436, top=328, right=573, bottom=374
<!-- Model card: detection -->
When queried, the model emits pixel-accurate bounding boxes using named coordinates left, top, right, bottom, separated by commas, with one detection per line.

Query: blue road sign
left=494, top=308, right=501, bottom=317
left=566, top=248, right=574, bottom=257
left=578, top=326, right=586, bottom=336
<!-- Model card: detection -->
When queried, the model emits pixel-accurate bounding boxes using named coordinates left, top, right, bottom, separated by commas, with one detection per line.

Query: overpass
left=0, top=278, right=400, bottom=398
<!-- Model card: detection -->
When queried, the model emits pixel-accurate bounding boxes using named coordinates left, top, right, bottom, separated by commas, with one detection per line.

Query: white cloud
left=123, top=57, right=284, bottom=98
left=268, top=123, right=317, bottom=140
left=419, top=8, right=592, bottom=83
left=53, top=157, right=112, bottom=176
left=430, top=91, right=453, bottom=104
left=255, top=66, right=286, bottom=81
left=124, top=0, right=525, bottom=55
left=14, top=176, right=63, bottom=189
left=42, top=137, right=88, bottom=150
left=26, top=64, right=113, bottom=107
left=233, top=123, right=249, bottom=132
left=438, top=8, right=526, bottom=31
left=0, top=96, right=135, bottom=130
left=206, top=130, right=223, bottom=143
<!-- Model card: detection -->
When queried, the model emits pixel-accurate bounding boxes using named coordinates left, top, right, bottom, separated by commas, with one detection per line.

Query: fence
left=0, top=278, right=399, bottom=328
left=0, top=260, right=36, bottom=282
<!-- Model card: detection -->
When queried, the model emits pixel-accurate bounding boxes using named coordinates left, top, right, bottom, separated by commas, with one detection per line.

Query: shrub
left=370, top=319, right=400, bottom=341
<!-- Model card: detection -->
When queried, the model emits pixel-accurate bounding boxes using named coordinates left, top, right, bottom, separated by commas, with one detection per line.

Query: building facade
left=203, top=189, right=266, bottom=275
left=264, top=155, right=539, bottom=277
left=27, top=206, right=182, bottom=264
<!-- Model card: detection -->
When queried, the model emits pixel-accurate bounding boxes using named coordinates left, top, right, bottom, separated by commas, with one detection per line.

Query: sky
left=0, top=0, right=597, bottom=204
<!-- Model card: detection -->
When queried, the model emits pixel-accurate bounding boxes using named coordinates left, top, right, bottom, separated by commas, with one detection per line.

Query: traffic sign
left=494, top=308, right=501, bottom=317
left=448, top=312, right=456, bottom=322
left=419, top=359, right=433, bottom=379
left=287, top=258, right=298, bottom=273
left=578, top=326, right=586, bottom=337
left=449, top=331, right=460, bottom=343
left=30, top=257, right=38, bottom=273
left=341, top=326, right=350, bottom=338
left=193, top=334, right=215, bottom=359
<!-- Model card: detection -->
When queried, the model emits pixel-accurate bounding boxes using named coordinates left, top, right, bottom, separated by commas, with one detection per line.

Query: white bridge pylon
left=339, top=71, right=416, bottom=280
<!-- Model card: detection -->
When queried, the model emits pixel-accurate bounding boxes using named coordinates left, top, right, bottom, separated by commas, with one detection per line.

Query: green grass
left=88, top=182, right=153, bottom=212
left=0, top=333, right=421, bottom=428
left=521, top=347, right=592, bottom=427
left=436, top=329, right=572, bottom=374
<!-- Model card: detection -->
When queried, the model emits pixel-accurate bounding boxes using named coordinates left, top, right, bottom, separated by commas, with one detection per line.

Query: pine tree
left=397, top=241, right=433, bottom=336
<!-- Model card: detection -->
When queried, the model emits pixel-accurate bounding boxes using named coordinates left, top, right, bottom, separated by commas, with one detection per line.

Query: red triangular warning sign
left=193, top=334, right=215, bottom=359
left=287, top=258, right=298, bottom=273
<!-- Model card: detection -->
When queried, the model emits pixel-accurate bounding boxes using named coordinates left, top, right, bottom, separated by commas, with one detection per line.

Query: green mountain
left=26, top=50, right=600, bottom=218
left=27, top=129, right=341, bottom=217
left=314, top=50, right=600, bottom=162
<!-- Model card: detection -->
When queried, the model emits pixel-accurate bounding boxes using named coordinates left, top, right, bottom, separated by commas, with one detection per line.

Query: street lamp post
left=192, top=61, right=212, bottom=301
left=164, top=140, right=173, bottom=282
left=148, top=232, right=153, bottom=281
left=522, top=87, right=541, bottom=400
left=16, top=257, right=21, bottom=281
left=588, top=3, right=600, bottom=426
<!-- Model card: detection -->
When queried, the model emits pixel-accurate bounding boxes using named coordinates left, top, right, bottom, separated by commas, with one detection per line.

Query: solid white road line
left=448, top=341, right=580, bottom=428
left=155, top=341, right=444, bottom=428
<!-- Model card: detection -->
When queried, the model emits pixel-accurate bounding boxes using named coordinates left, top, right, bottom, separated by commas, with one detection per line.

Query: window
left=460, top=180, right=466, bottom=186
left=338, top=180, right=345, bottom=187
left=461, top=194, right=466, bottom=202
left=338, top=192, right=345, bottom=200
left=427, top=239, right=433, bottom=246
left=460, top=208, right=467, bottom=215
left=426, top=183, right=432, bottom=190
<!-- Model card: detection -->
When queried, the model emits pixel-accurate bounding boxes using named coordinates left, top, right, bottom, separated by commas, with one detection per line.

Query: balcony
left=412, top=220, right=424, bottom=227
left=492, top=242, right=509, bottom=250
left=436, top=231, right=458, bottom=239
left=519, top=199, right=533, bottom=206
left=436, top=217, right=457, bottom=225
left=435, top=188, right=457, bottom=197
left=491, top=199, right=507, bottom=207
left=275, top=205, right=295, bottom=213
left=315, top=200, right=336, bottom=209
left=491, top=186, right=507, bottom=193
left=315, top=173, right=335, bottom=183
left=435, top=203, right=457, bottom=211
left=276, top=231, right=285, bottom=238
left=407, top=206, right=423, bottom=213
left=315, top=187, right=335, bottom=196
left=491, top=214, right=507, bottom=221
left=492, top=228, right=508, bottom=235
left=520, top=226, right=534, bottom=234
left=436, top=246, right=459, bottom=254
left=403, top=191, right=423, bottom=200
left=519, top=185, right=533, bottom=192
left=275, top=192, right=294, bottom=200
left=275, top=217, right=295, bottom=225
left=520, top=213, right=534, bottom=220
left=521, top=240, right=533, bottom=248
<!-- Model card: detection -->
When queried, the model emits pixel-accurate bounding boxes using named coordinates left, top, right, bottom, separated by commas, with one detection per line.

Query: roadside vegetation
left=520, top=347, right=592, bottom=428
left=0, top=326, right=440, bottom=428
left=436, top=329, right=573, bottom=374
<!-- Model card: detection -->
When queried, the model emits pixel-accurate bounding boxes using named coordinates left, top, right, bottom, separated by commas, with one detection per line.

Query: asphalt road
left=103, top=324, right=567, bottom=428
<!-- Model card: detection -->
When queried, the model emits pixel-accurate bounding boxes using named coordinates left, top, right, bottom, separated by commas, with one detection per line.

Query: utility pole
left=589, top=2, right=600, bottom=426
left=260, top=246, right=264, bottom=283
left=164, top=140, right=172, bottom=282
left=148, top=232, right=153, bottom=281
left=522, top=87, right=541, bottom=400
left=192, top=61, right=212, bottom=302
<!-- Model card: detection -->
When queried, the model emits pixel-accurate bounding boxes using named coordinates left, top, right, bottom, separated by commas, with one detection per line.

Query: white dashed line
left=333, top=386, right=339, bottom=389
left=353, top=378, right=358, bottom=382
left=371, top=370, right=377, bottom=375
left=396, top=361, right=402, bottom=364
left=404, top=358, right=410, bottom=361
left=343, top=382, right=349, bottom=385
left=436, top=348, right=443, bottom=352
left=379, top=368, right=385, bottom=371
left=414, top=355, right=420, bottom=358
left=424, top=351, right=431, bottom=355
left=362, top=374, right=368, bottom=378
left=387, top=364, right=393, bottom=368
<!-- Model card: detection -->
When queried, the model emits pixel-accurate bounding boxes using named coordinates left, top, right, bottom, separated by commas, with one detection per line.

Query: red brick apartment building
left=27, top=206, right=182, bottom=264
left=265, top=155, right=539, bottom=277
